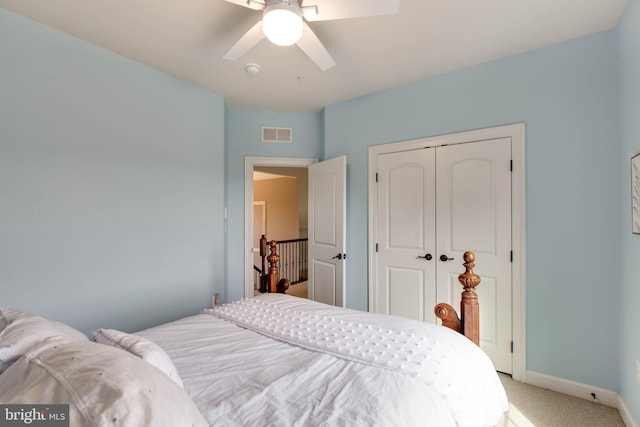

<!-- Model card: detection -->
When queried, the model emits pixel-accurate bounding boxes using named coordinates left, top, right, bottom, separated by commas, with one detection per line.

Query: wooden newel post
left=434, top=251, right=481, bottom=345
left=258, top=235, right=268, bottom=293
left=267, top=240, right=279, bottom=293
left=458, top=251, right=480, bottom=345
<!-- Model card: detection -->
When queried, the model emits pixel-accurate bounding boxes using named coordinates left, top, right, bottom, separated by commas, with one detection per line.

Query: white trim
left=253, top=201, right=267, bottom=247
left=367, top=123, right=526, bottom=381
left=367, top=147, right=378, bottom=311
left=244, top=157, right=318, bottom=299
left=618, top=395, right=639, bottom=427
left=526, top=370, right=619, bottom=408
left=526, top=370, right=640, bottom=425
left=511, top=123, right=527, bottom=382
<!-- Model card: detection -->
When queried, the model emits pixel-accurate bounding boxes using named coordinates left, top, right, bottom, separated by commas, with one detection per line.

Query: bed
left=0, top=251, right=508, bottom=427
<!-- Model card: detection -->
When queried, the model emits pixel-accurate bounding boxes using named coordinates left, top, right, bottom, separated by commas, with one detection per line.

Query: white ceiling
left=0, top=0, right=628, bottom=113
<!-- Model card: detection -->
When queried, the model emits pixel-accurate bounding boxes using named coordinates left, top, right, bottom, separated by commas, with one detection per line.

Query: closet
left=373, top=137, right=512, bottom=373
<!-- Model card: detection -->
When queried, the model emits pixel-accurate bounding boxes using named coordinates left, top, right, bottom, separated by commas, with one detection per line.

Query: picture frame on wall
left=632, top=153, right=640, bottom=234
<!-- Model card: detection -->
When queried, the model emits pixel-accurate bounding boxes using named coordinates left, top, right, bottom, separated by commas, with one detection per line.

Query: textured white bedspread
left=137, top=294, right=507, bottom=427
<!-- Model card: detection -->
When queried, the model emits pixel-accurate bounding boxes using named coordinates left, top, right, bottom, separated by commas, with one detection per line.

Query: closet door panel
left=450, top=159, right=495, bottom=253
left=436, top=138, right=513, bottom=374
left=387, top=267, right=425, bottom=321
left=376, top=149, right=436, bottom=322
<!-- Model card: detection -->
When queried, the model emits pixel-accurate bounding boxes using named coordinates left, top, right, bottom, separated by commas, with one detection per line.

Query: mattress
left=136, top=294, right=508, bottom=427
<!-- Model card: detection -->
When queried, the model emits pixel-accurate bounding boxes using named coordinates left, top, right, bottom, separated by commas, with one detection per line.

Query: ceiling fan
left=222, top=0, right=400, bottom=71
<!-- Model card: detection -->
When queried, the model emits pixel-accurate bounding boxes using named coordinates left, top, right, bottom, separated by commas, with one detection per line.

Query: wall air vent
left=262, top=127, right=292, bottom=143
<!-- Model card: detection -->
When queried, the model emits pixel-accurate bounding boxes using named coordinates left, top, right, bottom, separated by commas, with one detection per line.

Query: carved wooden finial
left=267, top=240, right=279, bottom=274
left=459, top=251, right=480, bottom=345
left=458, top=251, right=481, bottom=290
left=434, top=251, right=481, bottom=346
left=267, top=240, right=280, bottom=293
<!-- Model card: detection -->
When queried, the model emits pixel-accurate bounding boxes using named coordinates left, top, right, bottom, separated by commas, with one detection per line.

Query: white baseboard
left=525, top=371, right=619, bottom=407
left=618, top=395, right=639, bottom=427
left=524, top=371, right=638, bottom=426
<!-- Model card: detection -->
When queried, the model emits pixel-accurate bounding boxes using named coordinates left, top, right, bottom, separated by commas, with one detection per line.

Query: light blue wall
left=1, top=4, right=635, bottom=415
left=618, top=0, right=640, bottom=421
left=0, top=9, right=226, bottom=335
left=324, top=31, right=620, bottom=390
left=225, top=109, right=322, bottom=302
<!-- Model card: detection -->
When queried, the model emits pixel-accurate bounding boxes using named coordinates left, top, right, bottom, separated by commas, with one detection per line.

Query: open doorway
left=243, top=157, right=318, bottom=299
left=252, top=167, right=309, bottom=298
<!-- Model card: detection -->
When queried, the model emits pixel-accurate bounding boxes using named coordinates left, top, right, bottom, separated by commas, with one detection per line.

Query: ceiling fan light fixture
left=262, top=2, right=303, bottom=47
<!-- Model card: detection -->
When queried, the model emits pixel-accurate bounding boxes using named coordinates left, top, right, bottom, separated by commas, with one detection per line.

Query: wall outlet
left=636, top=360, right=640, bottom=384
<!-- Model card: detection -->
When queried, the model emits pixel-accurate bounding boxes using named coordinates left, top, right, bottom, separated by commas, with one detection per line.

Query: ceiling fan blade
left=302, top=0, right=400, bottom=22
left=296, top=21, right=335, bottom=71
left=223, top=21, right=266, bottom=61
left=224, top=0, right=265, bottom=11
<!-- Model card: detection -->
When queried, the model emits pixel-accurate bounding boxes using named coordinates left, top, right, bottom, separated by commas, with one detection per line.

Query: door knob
left=440, top=254, right=454, bottom=262
left=417, top=253, right=433, bottom=261
left=332, top=253, right=345, bottom=260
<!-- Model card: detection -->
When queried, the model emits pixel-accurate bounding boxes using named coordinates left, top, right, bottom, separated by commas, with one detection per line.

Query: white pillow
left=0, top=336, right=207, bottom=427
left=0, top=311, right=8, bottom=333
left=92, top=328, right=183, bottom=388
left=0, top=307, right=88, bottom=374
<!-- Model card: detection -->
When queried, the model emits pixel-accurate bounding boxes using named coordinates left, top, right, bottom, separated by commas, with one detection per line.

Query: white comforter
left=137, top=294, right=507, bottom=427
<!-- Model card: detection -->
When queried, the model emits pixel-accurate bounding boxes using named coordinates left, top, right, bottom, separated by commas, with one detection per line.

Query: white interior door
left=435, top=138, right=512, bottom=374
left=375, top=148, right=437, bottom=322
left=308, top=156, right=346, bottom=306
left=374, top=138, right=513, bottom=374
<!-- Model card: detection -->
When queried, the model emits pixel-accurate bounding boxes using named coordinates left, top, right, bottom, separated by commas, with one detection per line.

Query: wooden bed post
left=434, top=251, right=481, bottom=345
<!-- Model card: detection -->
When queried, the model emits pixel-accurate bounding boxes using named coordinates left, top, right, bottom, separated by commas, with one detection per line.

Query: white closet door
left=435, top=138, right=512, bottom=374
left=376, top=148, right=437, bottom=322
left=374, top=138, right=513, bottom=374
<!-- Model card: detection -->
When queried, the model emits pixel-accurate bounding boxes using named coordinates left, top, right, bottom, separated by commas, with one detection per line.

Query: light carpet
left=497, top=373, right=625, bottom=426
